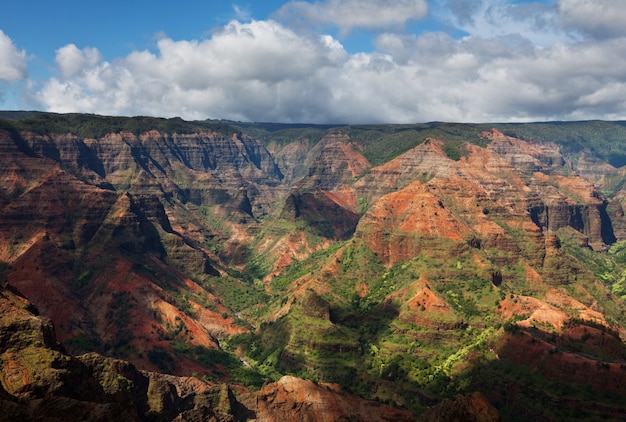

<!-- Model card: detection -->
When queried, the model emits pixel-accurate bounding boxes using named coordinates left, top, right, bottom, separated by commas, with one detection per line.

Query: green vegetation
left=147, top=346, right=175, bottom=373
left=225, top=318, right=290, bottom=381
left=74, top=269, right=93, bottom=288
left=200, top=274, right=269, bottom=317
left=227, top=237, right=513, bottom=412
left=242, top=122, right=486, bottom=167
left=557, top=228, right=626, bottom=327
left=63, top=333, right=98, bottom=352
left=223, top=212, right=626, bottom=417
left=337, top=123, right=486, bottom=165
left=493, top=120, right=626, bottom=167
left=172, top=343, right=266, bottom=388
left=234, top=123, right=329, bottom=149
left=3, top=113, right=237, bottom=138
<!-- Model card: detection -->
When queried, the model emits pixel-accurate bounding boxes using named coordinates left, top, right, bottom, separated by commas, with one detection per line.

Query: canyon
left=2, top=112, right=626, bottom=420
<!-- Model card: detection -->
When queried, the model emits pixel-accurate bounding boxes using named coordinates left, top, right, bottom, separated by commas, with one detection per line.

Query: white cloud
left=0, top=30, right=28, bottom=82
left=37, top=20, right=349, bottom=122
left=55, top=44, right=102, bottom=79
left=33, top=3, right=626, bottom=124
left=558, top=0, right=626, bottom=39
left=370, top=30, right=626, bottom=122
left=275, top=0, right=428, bottom=36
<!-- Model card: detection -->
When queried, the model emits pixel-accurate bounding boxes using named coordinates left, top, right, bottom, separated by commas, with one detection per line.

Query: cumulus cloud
left=0, top=30, right=28, bottom=82
left=37, top=20, right=349, bottom=122
left=558, top=0, right=626, bottom=39
left=55, top=44, right=102, bottom=79
left=275, top=0, right=428, bottom=35
left=373, top=29, right=626, bottom=121
left=33, top=1, right=626, bottom=123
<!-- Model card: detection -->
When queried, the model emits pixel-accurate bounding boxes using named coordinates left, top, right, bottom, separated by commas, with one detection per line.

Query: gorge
left=2, top=112, right=626, bottom=420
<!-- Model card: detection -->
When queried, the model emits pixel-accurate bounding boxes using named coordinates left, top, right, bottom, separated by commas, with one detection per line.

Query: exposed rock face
left=0, top=129, right=250, bottom=376
left=572, top=151, right=617, bottom=182
left=280, top=190, right=360, bottom=240
left=354, top=138, right=456, bottom=205
left=418, top=392, right=501, bottom=422
left=239, top=376, right=414, bottom=422
left=296, top=133, right=370, bottom=191
left=483, top=128, right=564, bottom=172
left=352, top=127, right=617, bottom=269
left=20, top=129, right=284, bottom=218
left=357, top=180, right=472, bottom=265
left=387, top=276, right=453, bottom=329
left=0, top=284, right=243, bottom=422
left=271, top=138, right=310, bottom=185
left=526, top=173, right=614, bottom=250
left=607, top=189, right=626, bottom=240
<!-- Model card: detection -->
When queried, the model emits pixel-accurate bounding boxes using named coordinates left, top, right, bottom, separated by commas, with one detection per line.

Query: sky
left=1, top=0, right=626, bottom=124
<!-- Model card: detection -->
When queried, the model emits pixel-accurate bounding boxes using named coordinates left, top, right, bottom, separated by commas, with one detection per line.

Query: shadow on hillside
left=447, top=326, right=626, bottom=421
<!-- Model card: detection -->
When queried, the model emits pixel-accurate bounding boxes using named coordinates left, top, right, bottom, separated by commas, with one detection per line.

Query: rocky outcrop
left=418, top=392, right=501, bottom=422
left=271, top=138, right=310, bottom=185
left=0, top=283, right=245, bottom=421
left=0, top=128, right=249, bottom=373
left=526, top=173, right=614, bottom=250
left=571, top=152, right=617, bottom=182
left=280, top=190, right=360, bottom=240
left=607, top=190, right=626, bottom=240
left=239, top=376, right=414, bottom=422
left=483, top=128, right=565, bottom=173
left=354, top=138, right=457, bottom=206
left=353, top=129, right=616, bottom=268
left=20, top=129, right=285, bottom=219
left=356, top=180, right=472, bottom=265
left=295, top=133, right=370, bottom=191
left=22, top=130, right=283, bottom=184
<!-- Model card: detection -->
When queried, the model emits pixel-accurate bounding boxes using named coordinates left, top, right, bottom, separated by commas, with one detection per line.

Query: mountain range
left=2, top=111, right=626, bottom=420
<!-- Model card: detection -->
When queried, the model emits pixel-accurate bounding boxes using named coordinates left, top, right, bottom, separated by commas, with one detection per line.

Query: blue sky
left=1, top=0, right=626, bottom=123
